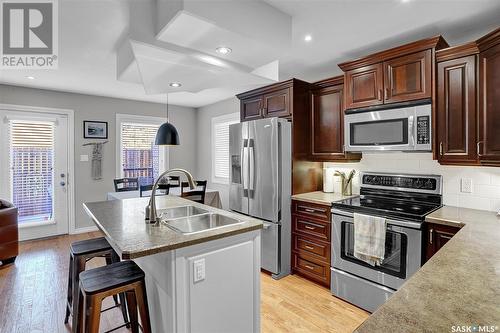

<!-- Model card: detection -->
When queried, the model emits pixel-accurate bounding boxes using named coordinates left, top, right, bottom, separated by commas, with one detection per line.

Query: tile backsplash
left=324, top=153, right=500, bottom=212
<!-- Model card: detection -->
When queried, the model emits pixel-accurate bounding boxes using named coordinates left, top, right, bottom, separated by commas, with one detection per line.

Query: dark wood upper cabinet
left=240, top=96, right=263, bottom=121
left=263, top=88, right=290, bottom=118
left=384, top=50, right=432, bottom=103
left=310, top=77, right=362, bottom=161
left=478, top=41, right=500, bottom=165
left=344, top=63, right=384, bottom=109
left=436, top=50, right=478, bottom=165
left=339, top=36, right=448, bottom=111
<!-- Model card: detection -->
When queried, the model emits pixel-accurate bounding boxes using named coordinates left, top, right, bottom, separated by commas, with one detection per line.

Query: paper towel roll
left=333, top=175, right=343, bottom=193
left=323, top=168, right=334, bottom=193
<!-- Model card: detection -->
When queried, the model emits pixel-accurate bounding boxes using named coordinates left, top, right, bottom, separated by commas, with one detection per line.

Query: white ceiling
left=1, top=0, right=499, bottom=108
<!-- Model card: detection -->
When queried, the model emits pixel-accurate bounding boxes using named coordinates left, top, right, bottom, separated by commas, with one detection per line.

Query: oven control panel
left=362, top=173, right=440, bottom=192
left=416, top=116, right=430, bottom=145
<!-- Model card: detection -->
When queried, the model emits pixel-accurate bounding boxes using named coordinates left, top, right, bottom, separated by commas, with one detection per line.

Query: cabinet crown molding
left=312, top=75, right=344, bottom=89
left=476, top=27, right=500, bottom=52
left=338, top=35, right=448, bottom=71
left=436, top=41, right=480, bottom=62
left=236, top=78, right=310, bottom=100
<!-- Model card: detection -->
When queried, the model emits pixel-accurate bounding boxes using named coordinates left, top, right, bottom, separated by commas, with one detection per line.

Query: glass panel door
left=341, top=221, right=408, bottom=278
left=0, top=110, right=69, bottom=241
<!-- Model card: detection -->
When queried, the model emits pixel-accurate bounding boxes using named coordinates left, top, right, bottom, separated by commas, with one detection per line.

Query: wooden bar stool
left=65, top=237, right=128, bottom=332
left=77, top=260, right=152, bottom=333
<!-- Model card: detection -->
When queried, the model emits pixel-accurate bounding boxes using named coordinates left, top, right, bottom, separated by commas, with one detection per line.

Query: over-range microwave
left=344, top=104, right=432, bottom=152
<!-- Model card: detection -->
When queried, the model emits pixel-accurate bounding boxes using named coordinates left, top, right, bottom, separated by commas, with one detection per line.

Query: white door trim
left=0, top=103, right=76, bottom=235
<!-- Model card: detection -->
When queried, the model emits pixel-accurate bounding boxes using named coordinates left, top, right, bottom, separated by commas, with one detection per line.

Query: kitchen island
left=355, top=206, right=500, bottom=332
left=84, top=195, right=262, bottom=333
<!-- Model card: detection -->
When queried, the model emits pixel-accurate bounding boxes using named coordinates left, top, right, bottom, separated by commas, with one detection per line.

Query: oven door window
left=341, top=221, right=407, bottom=279
left=350, top=118, right=408, bottom=146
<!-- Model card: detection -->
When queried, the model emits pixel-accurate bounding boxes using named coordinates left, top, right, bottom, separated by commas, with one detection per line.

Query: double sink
left=157, top=205, right=244, bottom=234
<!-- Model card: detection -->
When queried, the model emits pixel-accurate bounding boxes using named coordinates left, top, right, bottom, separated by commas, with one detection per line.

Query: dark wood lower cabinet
left=291, top=200, right=331, bottom=288
left=424, top=222, right=461, bottom=262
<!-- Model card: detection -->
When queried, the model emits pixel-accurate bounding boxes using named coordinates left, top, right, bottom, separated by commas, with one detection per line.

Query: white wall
left=0, top=84, right=197, bottom=229
left=325, top=153, right=500, bottom=212
left=196, top=97, right=240, bottom=209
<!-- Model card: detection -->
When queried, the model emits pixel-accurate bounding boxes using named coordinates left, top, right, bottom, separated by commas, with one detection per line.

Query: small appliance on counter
left=330, top=172, right=442, bottom=312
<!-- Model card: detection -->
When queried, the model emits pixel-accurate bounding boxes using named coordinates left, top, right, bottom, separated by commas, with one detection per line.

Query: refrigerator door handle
left=248, top=139, right=255, bottom=198
left=242, top=139, right=249, bottom=196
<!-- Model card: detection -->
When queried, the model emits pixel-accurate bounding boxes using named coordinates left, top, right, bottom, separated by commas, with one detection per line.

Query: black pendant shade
left=155, top=122, right=180, bottom=145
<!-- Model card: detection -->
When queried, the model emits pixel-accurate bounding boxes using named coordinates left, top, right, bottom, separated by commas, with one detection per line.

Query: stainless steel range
left=330, top=172, right=442, bottom=312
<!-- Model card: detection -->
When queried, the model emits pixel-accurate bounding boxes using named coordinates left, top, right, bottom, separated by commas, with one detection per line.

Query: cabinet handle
left=304, top=264, right=315, bottom=270
left=304, top=225, right=316, bottom=230
left=304, top=208, right=316, bottom=213
left=429, top=228, right=434, bottom=245
left=384, top=88, right=389, bottom=100
left=378, top=89, right=383, bottom=101
left=477, top=141, right=484, bottom=157
left=304, top=245, right=315, bottom=250
left=439, top=142, right=443, bottom=156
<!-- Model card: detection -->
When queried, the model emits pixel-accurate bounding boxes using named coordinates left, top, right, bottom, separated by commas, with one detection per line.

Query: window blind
left=121, top=123, right=160, bottom=184
left=9, top=120, right=54, bottom=222
left=212, top=115, right=238, bottom=182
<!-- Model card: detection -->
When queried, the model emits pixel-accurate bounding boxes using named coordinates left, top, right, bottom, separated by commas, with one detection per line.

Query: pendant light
left=155, top=93, right=180, bottom=145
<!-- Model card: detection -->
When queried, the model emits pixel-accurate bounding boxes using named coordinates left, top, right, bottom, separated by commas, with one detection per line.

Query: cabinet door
left=425, top=223, right=460, bottom=262
left=384, top=50, right=432, bottom=103
left=437, top=55, right=478, bottom=164
left=311, top=84, right=344, bottom=158
left=240, top=96, right=263, bottom=122
left=479, top=43, right=500, bottom=163
left=344, top=63, right=384, bottom=110
left=263, top=88, right=290, bottom=118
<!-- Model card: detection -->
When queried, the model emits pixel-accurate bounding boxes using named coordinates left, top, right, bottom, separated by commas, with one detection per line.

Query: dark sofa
left=0, top=200, right=18, bottom=266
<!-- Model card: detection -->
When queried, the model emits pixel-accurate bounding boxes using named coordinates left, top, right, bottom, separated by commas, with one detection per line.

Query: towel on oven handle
left=353, top=213, right=387, bottom=266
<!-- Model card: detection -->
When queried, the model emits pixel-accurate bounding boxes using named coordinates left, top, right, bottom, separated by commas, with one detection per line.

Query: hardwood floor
left=0, top=233, right=368, bottom=333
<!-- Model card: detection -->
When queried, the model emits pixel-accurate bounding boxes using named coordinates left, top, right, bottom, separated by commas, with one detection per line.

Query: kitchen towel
left=91, top=143, right=103, bottom=180
left=353, top=213, right=386, bottom=266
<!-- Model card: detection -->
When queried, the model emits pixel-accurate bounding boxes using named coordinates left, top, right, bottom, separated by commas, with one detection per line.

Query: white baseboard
left=71, top=226, right=99, bottom=234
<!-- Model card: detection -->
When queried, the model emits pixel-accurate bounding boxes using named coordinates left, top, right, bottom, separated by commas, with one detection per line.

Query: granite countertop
left=355, top=206, right=500, bottom=332
left=291, top=191, right=355, bottom=206
left=83, top=196, right=263, bottom=259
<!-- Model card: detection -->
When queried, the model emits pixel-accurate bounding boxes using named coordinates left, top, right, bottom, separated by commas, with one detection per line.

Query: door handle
left=429, top=228, right=433, bottom=245
left=248, top=140, right=255, bottom=192
left=439, top=142, right=443, bottom=156
left=378, top=89, right=383, bottom=101
left=384, top=88, right=389, bottom=100
left=477, top=141, right=484, bottom=157
left=241, top=140, right=248, bottom=193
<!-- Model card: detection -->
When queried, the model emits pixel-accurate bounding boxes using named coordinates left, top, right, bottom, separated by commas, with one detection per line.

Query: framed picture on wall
left=83, top=121, right=108, bottom=139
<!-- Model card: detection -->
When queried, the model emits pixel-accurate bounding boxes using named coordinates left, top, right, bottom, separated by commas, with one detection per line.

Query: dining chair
left=139, top=184, right=170, bottom=197
left=167, top=176, right=181, bottom=187
left=181, top=181, right=207, bottom=204
left=113, top=178, right=139, bottom=192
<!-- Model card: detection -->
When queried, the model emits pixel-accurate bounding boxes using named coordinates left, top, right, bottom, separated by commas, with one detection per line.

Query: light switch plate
left=193, top=259, right=205, bottom=283
left=461, top=178, right=472, bottom=193
left=80, top=154, right=89, bottom=162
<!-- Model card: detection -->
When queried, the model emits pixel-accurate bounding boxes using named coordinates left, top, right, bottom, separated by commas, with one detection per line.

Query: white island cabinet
left=83, top=196, right=262, bottom=333
left=135, top=230, right=261, bottom=333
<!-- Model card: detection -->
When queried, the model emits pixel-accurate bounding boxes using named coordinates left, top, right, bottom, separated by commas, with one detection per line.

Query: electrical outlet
left=461, top=178, right=472, bottom=193
left=193, top=259, right=205, bottom=283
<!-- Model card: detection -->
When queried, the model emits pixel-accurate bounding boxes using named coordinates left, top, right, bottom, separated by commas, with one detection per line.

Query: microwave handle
left=409, top=115, right=415, bottom=148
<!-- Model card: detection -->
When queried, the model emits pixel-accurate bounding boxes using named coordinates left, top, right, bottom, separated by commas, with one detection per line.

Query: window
left=116, top=114, right=168, bottom=185
left=211, top=113, right=239, bottom=184
left=10, top=120, right=55, bottom=223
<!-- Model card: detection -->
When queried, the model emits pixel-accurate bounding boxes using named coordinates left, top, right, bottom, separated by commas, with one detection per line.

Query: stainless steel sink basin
left=163, top=213, right=244, bottom=234
left=157, top=206, right=209, bottom=220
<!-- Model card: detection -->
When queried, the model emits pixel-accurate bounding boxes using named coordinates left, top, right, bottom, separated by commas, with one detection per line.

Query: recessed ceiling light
left=401, top=0, right=411, bottom=3
left=26, top=76, right=35, bottom=80
left=215, top=46, right=232, bottom=55
left=304, top=34, right=312, bottom=42
left=169, top=82, right=182, bottom=88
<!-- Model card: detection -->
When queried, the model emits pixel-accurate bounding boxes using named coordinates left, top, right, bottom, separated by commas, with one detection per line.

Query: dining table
left=106, top=186, right=223, bottom=208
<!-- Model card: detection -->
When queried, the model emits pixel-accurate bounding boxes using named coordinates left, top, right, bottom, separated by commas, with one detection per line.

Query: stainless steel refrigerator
left=229, top=117, right=291, bottom=279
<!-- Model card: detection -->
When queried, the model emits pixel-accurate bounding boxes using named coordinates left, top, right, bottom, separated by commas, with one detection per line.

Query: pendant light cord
left=166, top=93, right=169, bottom=121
